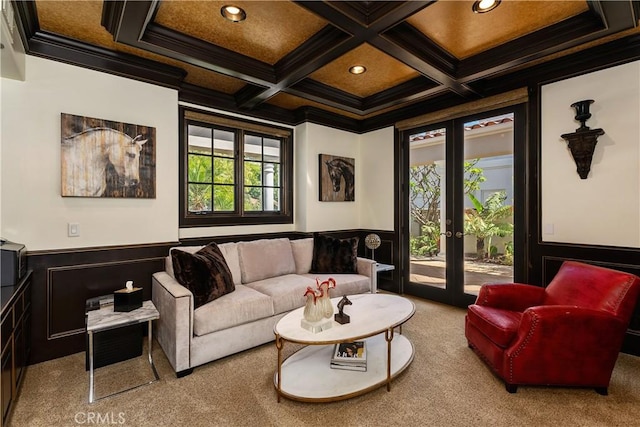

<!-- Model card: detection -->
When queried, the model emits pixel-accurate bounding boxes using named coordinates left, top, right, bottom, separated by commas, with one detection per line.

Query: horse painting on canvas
left=61, top=114, right=156, bottom=198
left=319, top=154, right=355, bottom=202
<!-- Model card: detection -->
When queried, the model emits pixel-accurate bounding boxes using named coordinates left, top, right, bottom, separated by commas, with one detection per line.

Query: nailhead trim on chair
left=610, top=277, right=634, bottom=314
left=508, top=311, right=539, bottom=383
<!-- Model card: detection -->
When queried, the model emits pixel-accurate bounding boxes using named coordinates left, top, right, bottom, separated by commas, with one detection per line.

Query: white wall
left=1, top=55, right=179, bottom=251
left=294, top=122, right=361, bottom=231
left=293, top=123, right=395, bottom=232
left=541, top=60, right=640, bottom=247
left=359, top=126, right=394, bottom=231
left=1, top=56, right=396, bottom=251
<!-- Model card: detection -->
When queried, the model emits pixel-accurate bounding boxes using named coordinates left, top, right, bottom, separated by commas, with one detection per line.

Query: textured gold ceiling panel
left=267, top=93, right=363, bottom=120
left=35, top=0, right=246, bottom=93
left=408, top=1, right=589, bottom=59
left=154, top=0, right=328, bottom=65
left=308, top=43, right=420, bottom=98
left=267, top=92, right=417, bottom=121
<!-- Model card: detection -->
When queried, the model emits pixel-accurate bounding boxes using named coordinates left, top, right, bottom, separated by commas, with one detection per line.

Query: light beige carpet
left=9, top=296, right=640, bottom=427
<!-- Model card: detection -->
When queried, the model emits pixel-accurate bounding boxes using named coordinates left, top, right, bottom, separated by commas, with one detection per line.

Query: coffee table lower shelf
left=274, top=333, right=414, bottom=402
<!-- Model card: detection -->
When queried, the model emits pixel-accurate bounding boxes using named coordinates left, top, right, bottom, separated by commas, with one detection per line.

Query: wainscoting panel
left=27, top=243, right=176, bottom=364
left=47, top=259, right=162, bottom=340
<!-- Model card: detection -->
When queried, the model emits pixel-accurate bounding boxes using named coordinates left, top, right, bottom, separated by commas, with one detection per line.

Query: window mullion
left=237, top=130, right=244, bottom=216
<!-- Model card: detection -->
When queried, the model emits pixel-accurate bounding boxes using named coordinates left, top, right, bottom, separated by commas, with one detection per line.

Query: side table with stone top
left=86, top=300, right=160, bottom=403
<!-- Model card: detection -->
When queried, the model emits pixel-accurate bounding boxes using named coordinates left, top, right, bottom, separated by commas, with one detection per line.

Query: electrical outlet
left=68, top=223, right=80, bottom=237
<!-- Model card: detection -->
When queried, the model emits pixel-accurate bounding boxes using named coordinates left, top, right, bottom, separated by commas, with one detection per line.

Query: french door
left=400, top=105, right=526, bottom=308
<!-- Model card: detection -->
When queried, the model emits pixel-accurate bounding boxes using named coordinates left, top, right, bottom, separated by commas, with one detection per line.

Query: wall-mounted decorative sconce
left=560, top=100, right=605, bottom=179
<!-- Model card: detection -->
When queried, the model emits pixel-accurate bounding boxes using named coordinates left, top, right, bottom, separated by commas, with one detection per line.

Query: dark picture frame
left=318, top=153, right=355, bottom=202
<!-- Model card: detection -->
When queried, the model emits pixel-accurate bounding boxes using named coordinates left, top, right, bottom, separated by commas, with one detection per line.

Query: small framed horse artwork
left=61, top=113, right=156, bottom=198
left=319, top=154, right=355, bottom=202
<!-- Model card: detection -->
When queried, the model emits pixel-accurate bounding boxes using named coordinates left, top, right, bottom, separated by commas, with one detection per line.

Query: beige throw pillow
left=238, top=238, right=296, bottom=283
left=291, top=238, right=314, bottom=274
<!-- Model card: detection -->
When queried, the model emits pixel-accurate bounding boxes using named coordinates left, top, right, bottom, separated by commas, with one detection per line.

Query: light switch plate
left=68, top=223, right=80, bottom=237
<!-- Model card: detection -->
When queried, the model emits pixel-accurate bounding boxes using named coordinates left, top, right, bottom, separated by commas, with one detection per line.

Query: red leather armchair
left=465, top=261, right=640, bottom=394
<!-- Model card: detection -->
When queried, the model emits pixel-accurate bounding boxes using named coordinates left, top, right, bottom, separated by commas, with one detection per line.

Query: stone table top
left=87, top=300, right=159, bottom=333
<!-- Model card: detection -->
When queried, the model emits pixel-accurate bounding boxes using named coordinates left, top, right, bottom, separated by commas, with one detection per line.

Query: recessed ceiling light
left=472, top=0, right=501, bottom=13
left=349, top=65, right=366, bottom=75
left=221, top=5, right=246, bottom=22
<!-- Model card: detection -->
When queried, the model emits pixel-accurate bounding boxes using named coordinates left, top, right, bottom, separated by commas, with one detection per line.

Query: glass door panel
left=462, top=114, right=515, bottom=297
left=408, top=127, right=448, bottom=291
left=402, top=105, right=524, bottom=308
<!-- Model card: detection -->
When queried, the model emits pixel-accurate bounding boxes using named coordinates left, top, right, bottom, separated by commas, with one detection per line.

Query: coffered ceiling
left=13, top=1, right=640, bottom=131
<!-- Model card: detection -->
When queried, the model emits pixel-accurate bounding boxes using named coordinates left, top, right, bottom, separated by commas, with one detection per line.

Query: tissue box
left=113, top=287, right=143, bottom=312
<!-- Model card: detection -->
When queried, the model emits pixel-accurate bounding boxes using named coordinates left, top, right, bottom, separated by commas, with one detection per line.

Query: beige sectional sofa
left=152, top=237, right=376, bottom=376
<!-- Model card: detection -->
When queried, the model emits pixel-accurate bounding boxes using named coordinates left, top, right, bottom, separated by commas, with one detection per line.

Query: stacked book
left=330, top=341, right=367, bottom=371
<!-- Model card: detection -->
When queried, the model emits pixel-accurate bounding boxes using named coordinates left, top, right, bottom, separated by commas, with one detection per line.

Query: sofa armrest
left=356, top=257, right=377, bottom=293
left=152, top=271, right=193, bottom=374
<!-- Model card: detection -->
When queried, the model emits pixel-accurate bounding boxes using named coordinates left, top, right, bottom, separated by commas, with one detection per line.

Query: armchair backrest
left=544, top=261, right=640, bottom=321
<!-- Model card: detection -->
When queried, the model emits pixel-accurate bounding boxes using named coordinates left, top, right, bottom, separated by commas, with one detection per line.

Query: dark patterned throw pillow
left=310, top=233, right=359, bottom=274
left=171, top=243, right=235, bottom=309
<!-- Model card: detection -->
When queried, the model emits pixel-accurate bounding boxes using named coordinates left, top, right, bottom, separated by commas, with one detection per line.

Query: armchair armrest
left=475, top=283, right=546, bottom=312
left=505, top=305, right=627, bottom=385
left=152, top=271, right=193, bottom=374
left=356, top=257, right=377, bottom=293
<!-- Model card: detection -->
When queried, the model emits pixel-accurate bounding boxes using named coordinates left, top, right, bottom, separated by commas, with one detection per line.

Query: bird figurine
left=317, top=278, right=336, bottom=319
left=303, top=286, right=323, bottom=322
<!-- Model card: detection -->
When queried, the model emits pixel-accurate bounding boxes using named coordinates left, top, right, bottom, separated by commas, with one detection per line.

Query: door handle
left=443, top=231, right=452, bottom=238
left=455, top=232, right=464, bottom=238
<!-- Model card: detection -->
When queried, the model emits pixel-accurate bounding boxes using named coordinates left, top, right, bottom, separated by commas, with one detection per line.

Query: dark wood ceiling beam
left=237, top=26, right=353, bottom=109
left=26, top=31, right=187, bottom=89
left=327, top=1, right=431, bottom=27
left=286, top=76, right=444, bottom=117
left=588, top=0, right=638, bottom=32
left=362, top=77, right=443, bottom=111
left=143, top=24, right=276, bottom=84
left=12, top=0, right=39, bottom=46
left=471, top=33, right=640, bottom=97
left=294, top=106, right=362, bottom=133
left=382, top=23, right=458, bottom=76
left=457, top=3, right=636, bottom=82
left=102, top=0, right=155, bottom=45
left=234, top=0, right=433, bottom=109
left=458, top=12, right=603, bottom=81
left=180, top=83, right=297, bottom=126
left=287, top=80, right=364, bottom=115
left=371, top=36, right=478, bottom=98
left=297, top=1, right=476, bottom=98
left=103, top=1, right=276, bottom=85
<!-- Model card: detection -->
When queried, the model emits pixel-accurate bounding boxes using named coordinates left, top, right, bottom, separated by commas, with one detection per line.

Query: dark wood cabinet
left=1, top=271, right=32, bottom=427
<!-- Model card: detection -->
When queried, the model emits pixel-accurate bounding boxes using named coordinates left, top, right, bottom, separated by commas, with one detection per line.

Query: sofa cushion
left=218, top=242, right=242, bottom=286
left=244, top=274, right=316, bottom=315
left=291, top=238, right=314, bottom=274
left=310, top=234, right=359, bottom=273
left=466, top=305, right=522, bottom=348
left=238, top=238, right=296, bottom=283
left=193, top=285, right=274, bottom=336
left=302, top=273, right=370, bottom=297
left=171, top=243, right=235, bottom=309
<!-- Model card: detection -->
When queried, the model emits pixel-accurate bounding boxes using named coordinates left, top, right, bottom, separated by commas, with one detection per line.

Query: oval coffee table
left=273, top=293, right=415, bottom=402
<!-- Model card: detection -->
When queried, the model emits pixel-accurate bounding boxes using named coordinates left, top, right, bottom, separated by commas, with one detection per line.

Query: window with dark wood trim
left=179, top=107, right=293, bottom=227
